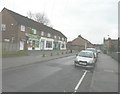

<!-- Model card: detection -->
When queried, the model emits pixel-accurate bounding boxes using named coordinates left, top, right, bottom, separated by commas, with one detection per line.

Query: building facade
left=67, top=35, right=94, bottom=51
left=1, top=8, right=67, bottom=51
left=103, top=37, right=118, bottom=53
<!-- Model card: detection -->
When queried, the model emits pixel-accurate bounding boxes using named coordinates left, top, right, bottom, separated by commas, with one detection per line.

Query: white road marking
left=74, top=70, right=88, bottom=92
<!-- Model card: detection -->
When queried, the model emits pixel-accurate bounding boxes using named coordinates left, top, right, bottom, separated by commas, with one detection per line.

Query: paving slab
left=89, top=53, right=118, bottom=92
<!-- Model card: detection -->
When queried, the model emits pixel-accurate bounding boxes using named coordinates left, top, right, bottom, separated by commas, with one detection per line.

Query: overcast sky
left=0, top=0, right=119, bottom=44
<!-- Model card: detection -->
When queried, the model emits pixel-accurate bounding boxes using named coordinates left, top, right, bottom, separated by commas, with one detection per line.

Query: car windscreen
left=78, top=52, right=93, bottom=58
left=86, top=49, right=96, bottom=53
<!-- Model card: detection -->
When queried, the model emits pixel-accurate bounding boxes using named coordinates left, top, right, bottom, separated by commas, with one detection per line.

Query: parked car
left=85, top=48, right=98, bottom=62
left=74, top=50, right=96, bottom=68
left=97, top=49, right=101, bottom=53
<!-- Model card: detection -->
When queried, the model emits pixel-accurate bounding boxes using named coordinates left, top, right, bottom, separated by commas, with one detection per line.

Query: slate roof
left=2, top=8, right=67, bottom=38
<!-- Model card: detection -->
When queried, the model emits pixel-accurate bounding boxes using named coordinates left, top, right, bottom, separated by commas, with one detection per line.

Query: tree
left=34, top=13, right=50, bottom=25
left=27, top=11, right=51, bottom=26
left=27, top=11, right=34, bottom=19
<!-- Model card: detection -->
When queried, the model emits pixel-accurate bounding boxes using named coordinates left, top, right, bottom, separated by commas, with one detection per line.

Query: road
left=2, top=53, right=118, bottom=92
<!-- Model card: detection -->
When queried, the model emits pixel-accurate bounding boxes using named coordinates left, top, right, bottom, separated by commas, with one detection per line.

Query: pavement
left=89, top=53, right=118, bottom=92
left=2, top=51, right=76, bottom=69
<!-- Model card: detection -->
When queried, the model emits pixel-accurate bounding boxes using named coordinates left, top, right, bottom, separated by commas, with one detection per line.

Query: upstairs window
left=21, top=25, right=25, bottom=32
left=54, top=35, right=57, bottom=39
left=62, top=37, right=64, bottom=41
left=1, top=24, right=6, bottom=31
left=47, top=33, right=51, bottom=37
left=65, top=38, right=67, bottom=41
left=41, top=31, right=44, bottom=36
left=32, top=28, right=37, bottom=34
left=59, top=36, right=61, bottom=40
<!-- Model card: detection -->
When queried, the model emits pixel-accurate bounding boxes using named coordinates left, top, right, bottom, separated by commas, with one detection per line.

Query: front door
left=20, top=41, right=24, bottom=50
left=32, top=40, right=35, bottom=50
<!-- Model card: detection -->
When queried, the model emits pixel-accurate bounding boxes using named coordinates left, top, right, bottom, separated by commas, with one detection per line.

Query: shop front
left=27, top=34, right=41, bottom=50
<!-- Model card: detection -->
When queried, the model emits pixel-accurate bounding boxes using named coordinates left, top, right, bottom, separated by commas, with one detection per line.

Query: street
left=2, top=53, right=118, bottom=92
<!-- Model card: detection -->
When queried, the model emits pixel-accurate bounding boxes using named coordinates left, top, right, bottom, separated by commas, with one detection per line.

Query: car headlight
left=88, top=60, right=93, bottom=64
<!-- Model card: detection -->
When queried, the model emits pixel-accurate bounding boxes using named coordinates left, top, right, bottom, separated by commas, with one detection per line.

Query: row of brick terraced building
left=1, top=8, right=67, bottom=51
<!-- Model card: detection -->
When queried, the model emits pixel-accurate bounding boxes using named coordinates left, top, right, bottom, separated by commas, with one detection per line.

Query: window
left=35, top=41, right=39, bottom=48
left=4, top=39, right=10, bottom=42
left=46, top=41, right=52, bottom=48
left=65, top=38, right=67, bottom=41
left=1, top=24, right=6, bottom=31
left=62, top=37, right=64, bottom=41
left=53, top=41, right=58, bottom=49
left=47, top=33, right=51, bottom=37
left=21, top=25, right=25, bottom=31
left=62, top=43, right=65, bottom=48
left=32, top=28, right=37, bottom=34
left=54, top=35, right=57, bottom=39
left=28, top=40, right=32, bottom=47
left=41, top=31, right=44, bottom=36
left=59, top=36, right=61, bottom=40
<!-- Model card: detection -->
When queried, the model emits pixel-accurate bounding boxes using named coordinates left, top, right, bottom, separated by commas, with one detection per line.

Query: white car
left=74, top=50, right=96, bottom=68
left=97, top=49, right=101, bottom=53
left=85, top=48, right=98, bottom=62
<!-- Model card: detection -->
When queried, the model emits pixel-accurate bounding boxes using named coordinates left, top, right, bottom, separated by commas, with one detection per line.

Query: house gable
left=2, top=8, right=18, bottom=43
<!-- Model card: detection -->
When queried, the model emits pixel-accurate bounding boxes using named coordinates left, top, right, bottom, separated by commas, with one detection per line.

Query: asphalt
left=2, top=55, right=93, bottom=92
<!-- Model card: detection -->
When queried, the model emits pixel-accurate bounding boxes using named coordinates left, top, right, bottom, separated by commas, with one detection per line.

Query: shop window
left=62, top=43, right=65, bottom=48
left=28, top=40, right=32, bottom=47
left=53, top=41, right=58, bottom=50
left=21, top=25, right=25, bottom=31
left=46, top=41, right=52, bottom=48
left=35, top=41, right=39, bottom=48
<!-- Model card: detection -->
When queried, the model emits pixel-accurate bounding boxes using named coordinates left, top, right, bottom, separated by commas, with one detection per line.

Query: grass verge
left=2, top=51, right=29, bottom=58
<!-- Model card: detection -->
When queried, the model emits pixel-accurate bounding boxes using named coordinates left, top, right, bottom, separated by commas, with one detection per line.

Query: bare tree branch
left=27, top=11, right=51, bottom=26
left=27, top=11, right=34, bottom=19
